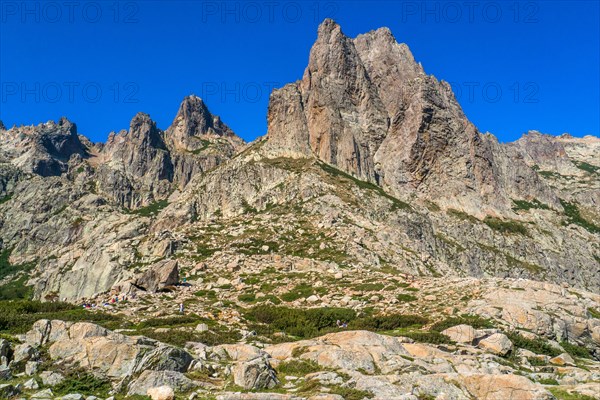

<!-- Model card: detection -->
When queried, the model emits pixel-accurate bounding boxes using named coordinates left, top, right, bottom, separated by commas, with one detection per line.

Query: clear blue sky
left=1, top=1, right=598, bottom=143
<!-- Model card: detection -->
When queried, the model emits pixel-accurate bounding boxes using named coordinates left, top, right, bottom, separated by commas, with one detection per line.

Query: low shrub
left=560, top=341, right=592, bottom=359
left=277, top=359, right=321, bottom=376
left=246, top=306, right=356, bottom=338
left=350, top=314, right=427, bottom=331
left=401, top=331, right=454, bottom=344
left=396, top=293, right=417, bottom=302
left=483, top=217, right=529, bottom=235
left=52, top=370, right=111, bottom=397
left=505, top=333, right=561, bottom=357
left=430, top=315, right=495, bottom=332
left=0, top=300, right=122, bottom=333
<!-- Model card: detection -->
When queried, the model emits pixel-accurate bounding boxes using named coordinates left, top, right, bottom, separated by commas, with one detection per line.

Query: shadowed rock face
left=267, top=19, right=559, bottom=217
left=0, top=117, right=88, bottom=177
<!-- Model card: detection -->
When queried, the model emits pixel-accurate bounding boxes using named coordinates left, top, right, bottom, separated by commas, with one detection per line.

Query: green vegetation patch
left=430, top=315, right=495, bottom=332
left=130, top=199, right=169, bottom=217
left=512, top=199, right=551, bottom=212
left=245, top=306, right=356, bottom=339
left=0, top=300, right=122, bottom=333
left=318, top=161, right=411, bottom=211
left=560, top=341, right=592, bottom=359
left=52, top=370, right=112, bottom=397
left=505, top=332, right=561, bottom=357
left=572, top=161, right=600, bottom=174
left=396, top=293, right=417, bottom=303
left=483, top=217, right=529, bottom=235
left=280, top=283, right=326, bottom=302
left=352, top=282, right=385, bottom=292
left=560, top=199, right=600, bottom=234
left=277, top=359, right=321, bottom=376
left=548, top=387, right=598, bottom=400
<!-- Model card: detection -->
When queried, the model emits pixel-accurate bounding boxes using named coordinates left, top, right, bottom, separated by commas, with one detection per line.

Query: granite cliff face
left=0, top=20, right=598, bottom=303
left=267, top=20, right=559, bottom=217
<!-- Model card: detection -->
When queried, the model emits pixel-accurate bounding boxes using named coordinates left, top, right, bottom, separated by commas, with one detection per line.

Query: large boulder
left=128, top=370, right=197, bottom=396
left=147, top=386, right=175, bottom=400
left=441, top=325, right=476, bottom=344
left=477, top=333, right=513, bottom=356
left=233, top=357, right=279, bottom=390
left=12, top=343, right=39, bottom=364
left=25, top=320, right=192, bottom=379
left=461, top=374, right=554, bottom=400
left=266, top=330, right=411, bottom=375
left=134, top=260, right=179, bottom=292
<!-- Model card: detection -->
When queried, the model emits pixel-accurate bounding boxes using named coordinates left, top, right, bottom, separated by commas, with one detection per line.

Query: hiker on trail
left=342, top=321, right=348, bottom=329
left=179, top=303, right=184, bottom=314
left=336, top=319, right=342, bottom=328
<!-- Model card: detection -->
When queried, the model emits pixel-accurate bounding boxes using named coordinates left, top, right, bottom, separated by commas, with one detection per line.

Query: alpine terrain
left=0, top=20, right=599, bottom=400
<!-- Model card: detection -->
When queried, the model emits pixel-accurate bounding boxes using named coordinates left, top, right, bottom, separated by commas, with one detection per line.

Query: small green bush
left=350, top=314, right=427, bottom=331
left=329, top=385, right=374, bottom=400
left=396, top=293, right=417, bottom=302
left=280, top=283, right=320, bottom=302
left=483, top=217, right=529, bottom=235
left=401, top=331, right=454, bottom=344
left=538, top=378, right=559, bottom=385
left=52, top=370, right=111, bottom=396
left=0, top=300, right=122, bottom=333
left=353, top=283, right=385, bottom=292
left=430, top=315, right=495, bottom=332
left=130, top=199, right=169, bottom=217
left=277, top=359, right=321, bottom=376
left=238, top=293, right=257, bottom=303
left=246, top=306, right=356, bottom=339
left=560, top=341, right=592, bottom=359
left=505, top=333, right=561, bottom=357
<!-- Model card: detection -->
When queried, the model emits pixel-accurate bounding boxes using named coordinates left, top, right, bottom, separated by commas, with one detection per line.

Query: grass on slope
left=0, top=300, right=122, bottom=333
left=129, top=199, right=169, bottom=217
left=0, top=248, right=36, bottom=300
left=245, top=306, right=427, bottom=340
left=560, top=199, right=600, bottom=234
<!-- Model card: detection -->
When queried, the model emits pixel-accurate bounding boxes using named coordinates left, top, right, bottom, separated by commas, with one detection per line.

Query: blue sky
left=1, top=1, right=598, bottom=143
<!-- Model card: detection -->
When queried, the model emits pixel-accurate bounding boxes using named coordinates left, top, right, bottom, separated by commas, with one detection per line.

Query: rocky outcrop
left=25, top=320, right=193, bottom=379
left=0, top=117, right=88, bottom=177
left=133, top=259, right=179, bottom=292
left=265, top=19, right=560, bottom=217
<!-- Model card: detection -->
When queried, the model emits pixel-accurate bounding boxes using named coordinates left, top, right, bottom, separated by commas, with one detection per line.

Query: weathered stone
left=549, top=353, right=576, bottom=366
left=40, top=371, right=65, bottom=386
left=477, top=333, right=513, bottom=356
left=134, top=260, right=179, bottom=292
left=441, top=325, right=476, bottom=344
left=127, top=370, right=197, bottom=396
left=233, top=357, right=279, bottom=390
left=146, top=386, right=175, bottom=400
left=0, top=365, right=11, bottom=381
left=461, top=374, right=553, bottom=400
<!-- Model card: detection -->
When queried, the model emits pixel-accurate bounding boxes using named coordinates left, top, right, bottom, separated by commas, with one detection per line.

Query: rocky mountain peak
left=165, top=95, right=240, bottom=153
left=124, top=112, right=166, bottom=151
